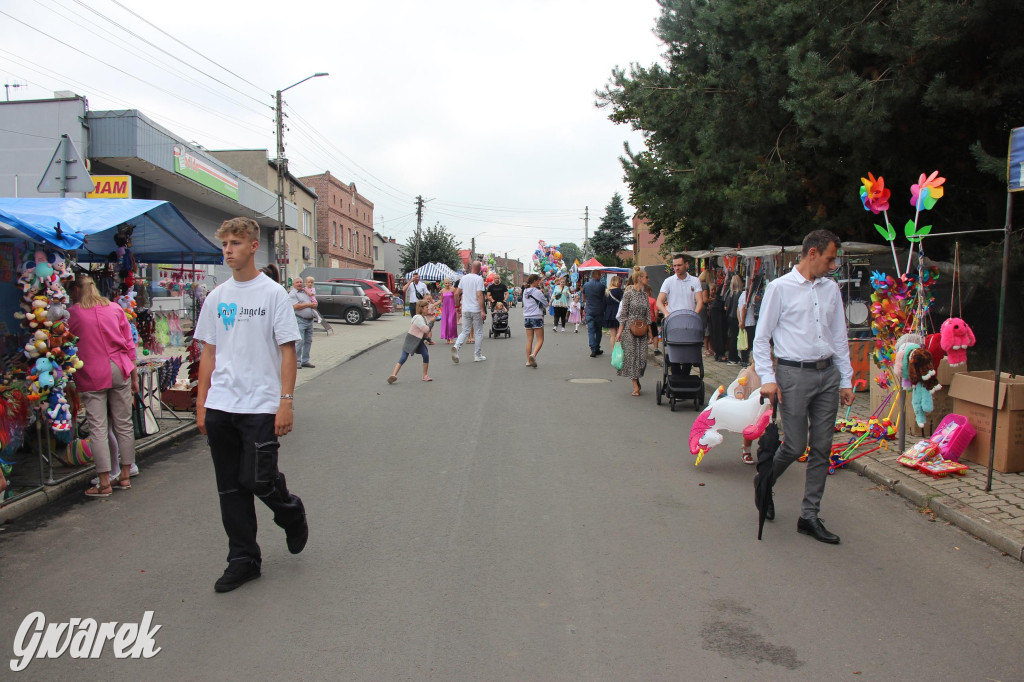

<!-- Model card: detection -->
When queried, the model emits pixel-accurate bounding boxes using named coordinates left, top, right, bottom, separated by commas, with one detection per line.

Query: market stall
left=0, top=198, right=220, bottom=506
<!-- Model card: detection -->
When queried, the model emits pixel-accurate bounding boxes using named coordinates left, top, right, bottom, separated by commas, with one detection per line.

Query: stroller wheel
left=656, top=381, right=662, bottom=405
left=670, top=398, right=677, bottom=412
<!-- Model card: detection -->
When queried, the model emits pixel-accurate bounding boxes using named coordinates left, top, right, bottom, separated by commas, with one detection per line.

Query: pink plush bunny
left=940, top=317, right=975, bottom=367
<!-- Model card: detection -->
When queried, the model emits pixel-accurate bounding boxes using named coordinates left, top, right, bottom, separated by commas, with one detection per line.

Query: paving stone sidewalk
left=698, top=354, right=1024, bottom=561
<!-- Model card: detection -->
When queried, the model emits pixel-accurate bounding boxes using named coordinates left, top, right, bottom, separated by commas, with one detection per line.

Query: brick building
left=298, top=171, right=374, bottom=269
left=632, top=215, right=667, bottom=267
left=458, top=249, right=524, bottom=286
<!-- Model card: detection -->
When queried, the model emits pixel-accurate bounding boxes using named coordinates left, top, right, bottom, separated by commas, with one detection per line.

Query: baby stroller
left=656, top=309, right=706, bottom=411
left=488, top=308, right=511, bottom=338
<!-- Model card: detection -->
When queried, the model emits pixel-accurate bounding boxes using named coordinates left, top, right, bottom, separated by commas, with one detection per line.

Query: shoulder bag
left=627, top=291, right=649, bottom=337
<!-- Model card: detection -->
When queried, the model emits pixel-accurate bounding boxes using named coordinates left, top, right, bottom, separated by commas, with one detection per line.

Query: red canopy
left=578, top=258, right=605, bottom=271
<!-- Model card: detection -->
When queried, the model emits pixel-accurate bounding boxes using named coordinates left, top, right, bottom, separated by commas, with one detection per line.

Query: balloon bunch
left=12, top=246, right=83, bottom=442
left=532, top=240, right=567, bottom=279
left=481, top=254, right=499, bottom=284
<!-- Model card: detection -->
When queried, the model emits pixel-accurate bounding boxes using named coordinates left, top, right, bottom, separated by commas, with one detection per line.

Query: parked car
left=312, top=282, right=373, bottom=325
left=329, top=278, right=393, bottom=319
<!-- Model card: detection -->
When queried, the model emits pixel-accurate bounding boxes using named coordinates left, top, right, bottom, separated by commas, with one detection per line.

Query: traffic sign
left=37, top=134, right=93, bottom=195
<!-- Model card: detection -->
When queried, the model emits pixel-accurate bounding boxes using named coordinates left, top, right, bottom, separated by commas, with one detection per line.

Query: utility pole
left=414, top=195, right=424, bottom=269
left=275, top=89, right=287, bottom=283
left=471, top=237, right=476, bottom=262
left=274, top=73, right=328, bottom=283
left=581, top=206, right=591, bottom=257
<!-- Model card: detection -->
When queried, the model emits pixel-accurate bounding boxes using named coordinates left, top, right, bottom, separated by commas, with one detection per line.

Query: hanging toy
left=939, top=317, right=975, bottom=367
left=904, top=345, right=941, bottom=428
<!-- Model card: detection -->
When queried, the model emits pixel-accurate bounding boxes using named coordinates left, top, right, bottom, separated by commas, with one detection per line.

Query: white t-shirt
left=458, top=273, right=485, bottom=313
left=194, top=273, right=301, bottom=414
left=659, top=274, right=701, bottom=313
left=406, top=281, right=428, bottom=302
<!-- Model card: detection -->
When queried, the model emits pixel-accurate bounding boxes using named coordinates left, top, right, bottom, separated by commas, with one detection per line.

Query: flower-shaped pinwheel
left=910, top=170, right=945, bottom=211
left=860, top=172, right=891, bottom=214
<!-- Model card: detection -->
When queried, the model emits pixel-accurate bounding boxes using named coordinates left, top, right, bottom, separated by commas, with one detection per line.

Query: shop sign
left=172, top=145, right=239, bottom=201
left=86, top=175, right=132, bottom=199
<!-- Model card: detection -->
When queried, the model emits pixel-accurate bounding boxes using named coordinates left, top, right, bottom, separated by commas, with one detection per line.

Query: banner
left=1009, top=127, right=1024, bottom=193
left=87, top=175, right=132, bottom=199
left=172, top=145, right=239, bottom=200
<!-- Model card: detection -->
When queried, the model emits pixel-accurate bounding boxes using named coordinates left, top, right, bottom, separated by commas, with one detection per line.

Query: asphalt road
left=1, top=308, right=1022, bottom=681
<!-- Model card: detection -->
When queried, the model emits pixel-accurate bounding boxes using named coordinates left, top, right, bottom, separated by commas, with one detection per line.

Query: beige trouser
left=80, top=361, right=135, bottom=474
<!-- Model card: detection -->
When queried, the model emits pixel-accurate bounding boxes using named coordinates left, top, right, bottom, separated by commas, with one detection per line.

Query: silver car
left=312, top=282, right=373, bottom=324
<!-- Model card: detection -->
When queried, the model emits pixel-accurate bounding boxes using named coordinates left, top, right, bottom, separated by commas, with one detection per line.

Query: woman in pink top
left=68, top=274, right=139, bottom=497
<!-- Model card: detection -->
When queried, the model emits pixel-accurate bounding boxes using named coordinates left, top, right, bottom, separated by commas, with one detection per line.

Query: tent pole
left=986, top=192, right=1013, bottom=492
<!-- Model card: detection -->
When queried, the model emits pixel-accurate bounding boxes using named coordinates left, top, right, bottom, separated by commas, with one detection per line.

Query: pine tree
left=590, top=193, right=633, bottom=261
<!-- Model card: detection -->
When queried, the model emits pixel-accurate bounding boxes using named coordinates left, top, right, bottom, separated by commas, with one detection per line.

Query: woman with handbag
left=522, top=274, right=548, bottom=368
left=551, top=276, right=571, bottom=332
left=68, top=274, right=138, bottom=498
left=613, top=267, right=652, bottom=396
left=603, top=275, right=623, bottom=337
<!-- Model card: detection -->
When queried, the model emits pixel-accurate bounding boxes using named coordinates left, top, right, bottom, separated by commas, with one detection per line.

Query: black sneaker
left=214, top=560, right=261, bottom=593
left=286, top=516, right=309, bottom=555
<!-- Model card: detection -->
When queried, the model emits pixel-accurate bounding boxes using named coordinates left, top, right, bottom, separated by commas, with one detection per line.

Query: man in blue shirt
left=581, top=271, right=606, bottom=357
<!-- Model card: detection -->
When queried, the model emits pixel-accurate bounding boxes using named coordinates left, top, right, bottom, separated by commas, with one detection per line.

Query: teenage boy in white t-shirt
left=195, top=217, right=308, bottom=593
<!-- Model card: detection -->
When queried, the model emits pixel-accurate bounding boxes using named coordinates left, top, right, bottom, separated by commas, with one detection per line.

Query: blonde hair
left=730, top=274, right=744, bottom=292
left=215, top=216, right=260, bottom=242
left=609, top=275, right=620, bottom=288
left=74, top=274, right=110, bottom=309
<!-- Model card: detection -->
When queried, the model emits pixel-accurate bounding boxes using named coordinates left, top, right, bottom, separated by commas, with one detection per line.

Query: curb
left=0, top=335, right=396, bottom=528
left=845, top=456, right=1024, bottom=562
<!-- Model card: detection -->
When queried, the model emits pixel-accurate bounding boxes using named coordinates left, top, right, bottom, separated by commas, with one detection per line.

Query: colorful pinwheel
left=910, top=171, right=945, bottom=211
left=860, top=173, right=891, bottom=214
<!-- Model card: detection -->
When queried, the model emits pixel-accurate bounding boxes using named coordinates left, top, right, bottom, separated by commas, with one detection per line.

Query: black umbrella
left=754, top=397, right=780, bottom=540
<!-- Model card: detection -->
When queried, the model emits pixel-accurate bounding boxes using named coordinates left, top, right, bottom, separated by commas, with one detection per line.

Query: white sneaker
left=129, top=463, right=139, bottom=477
left=474, top=355, right=487, bottom=362
left=451, top=346, right=460, bottom=364
left=560, top=327, right=566, bottom=332
left=91, top=464, right=139, bottom=487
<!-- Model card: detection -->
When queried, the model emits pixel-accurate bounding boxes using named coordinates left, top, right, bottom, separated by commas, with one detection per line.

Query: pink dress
left=441, top=290, right=458, bottom=341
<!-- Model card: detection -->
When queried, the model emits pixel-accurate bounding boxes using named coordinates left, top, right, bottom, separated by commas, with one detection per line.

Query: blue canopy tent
left=405, top=262, right=460, bottom=282
left=0, top=198, right=222, bottom=263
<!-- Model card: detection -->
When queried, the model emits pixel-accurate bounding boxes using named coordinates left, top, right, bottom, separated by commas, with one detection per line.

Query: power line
left=0, top=8, right=268, bottom=135
left=35, top=0, right=270, bottom=120
left=68, top=0, right=269, bottom=108
left=107, top=0, right=268, bottom=94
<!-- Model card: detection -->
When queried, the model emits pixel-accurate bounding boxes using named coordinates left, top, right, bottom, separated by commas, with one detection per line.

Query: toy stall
left=0, top=198, right=221, bottom=507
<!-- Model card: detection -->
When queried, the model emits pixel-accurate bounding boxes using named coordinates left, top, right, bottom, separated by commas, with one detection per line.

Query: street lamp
left=276, top=72, right=328, bottom=282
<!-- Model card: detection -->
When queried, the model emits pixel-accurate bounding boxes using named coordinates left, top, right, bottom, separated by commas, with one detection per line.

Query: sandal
left=741, top=450, right=755, bottom=465
left=387, top=375, right=397, bottom=384
left=85, top=484, right=113, bottom=498
left=422, top=376, right=433, bottom=381
left=112, top=475, right=131, bottom=490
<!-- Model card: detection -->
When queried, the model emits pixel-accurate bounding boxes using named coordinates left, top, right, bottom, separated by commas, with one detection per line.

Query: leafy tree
left=399, top=222, right=462, bottom=273
left=597, top=0, right=1024, bottom=253
left=557, top=241, right=583, bottom=265
left=590, top=193, right=633, bottom=261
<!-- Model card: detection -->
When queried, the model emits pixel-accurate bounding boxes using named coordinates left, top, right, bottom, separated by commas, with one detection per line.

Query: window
left=373, top=245, right=378, bottom=260
left=331, top=221, right=336, bottom=245
left=302, top=210, right=311, bottom=237
left=349, top=229, right=354, bottom=250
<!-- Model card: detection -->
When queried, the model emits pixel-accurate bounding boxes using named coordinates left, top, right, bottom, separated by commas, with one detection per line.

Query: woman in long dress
left=614, top=268, right=652, bottom=396
left=440, top=279, right=458, bottom=344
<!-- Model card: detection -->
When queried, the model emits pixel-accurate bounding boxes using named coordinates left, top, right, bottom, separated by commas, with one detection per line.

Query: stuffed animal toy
left=925, top=333, right=945, bottom=365
left=32, top=357, right=55, bottom=391
left=46, top=390, right=73, bottom=440
left=689, top=379, right=772, bottom=466
left=904, top=345, right=941, bottom=428
left=940, top=317, right=975, bottom=367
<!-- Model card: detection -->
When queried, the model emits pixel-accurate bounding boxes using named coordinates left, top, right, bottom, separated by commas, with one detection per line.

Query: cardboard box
left=161, top=387, right=196, bottom=412
left=948, top=371, right=1024, bottom=473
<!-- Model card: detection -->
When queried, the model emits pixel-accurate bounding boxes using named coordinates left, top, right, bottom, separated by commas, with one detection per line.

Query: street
left=1, top=309, right=1022, bottom=681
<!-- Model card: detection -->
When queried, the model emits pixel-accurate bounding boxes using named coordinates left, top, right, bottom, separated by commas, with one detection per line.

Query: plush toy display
left=689, top=378, right=772, bottom=466
left=939, top=317, right=975, bottom=367
left=898, top=342, right=942, bottom=428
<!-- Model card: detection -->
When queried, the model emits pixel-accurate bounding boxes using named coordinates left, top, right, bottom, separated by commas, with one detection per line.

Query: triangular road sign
left=37, top=134, right=94, bottom=195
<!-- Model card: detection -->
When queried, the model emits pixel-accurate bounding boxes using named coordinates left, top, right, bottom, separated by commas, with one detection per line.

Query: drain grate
left=567, top=378, right=612, bottom=384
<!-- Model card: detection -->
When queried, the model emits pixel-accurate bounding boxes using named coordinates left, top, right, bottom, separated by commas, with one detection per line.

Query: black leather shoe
left=797, top=517, right=840, bottom=544
left=765, top=497, right=775, bottom=521
left=214, top=560, right=261, bottom=593
left=590, top=351, right=598, bottom=357
left=595, top=349, right=604, bottom=356
left=286, top=516, right=309, bottom=555
left=301, top=362, right=316, bottom=368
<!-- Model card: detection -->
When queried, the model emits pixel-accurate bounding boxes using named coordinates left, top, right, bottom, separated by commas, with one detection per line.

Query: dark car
left=313, top=282, right=373, bottom=325
left=329, top=277, right=394, bottom=319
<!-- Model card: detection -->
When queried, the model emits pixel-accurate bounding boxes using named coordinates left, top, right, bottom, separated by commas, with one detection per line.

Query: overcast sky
left=1, top=0, right=666, bottom=266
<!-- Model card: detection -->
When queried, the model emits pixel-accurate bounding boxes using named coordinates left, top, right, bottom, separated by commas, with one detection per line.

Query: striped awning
left=405, top=262, right=460, bottom=282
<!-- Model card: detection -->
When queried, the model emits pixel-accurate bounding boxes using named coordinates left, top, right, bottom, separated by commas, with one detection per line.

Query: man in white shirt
left=754, top=230, right=855, bottom=545
left=452, top=260, right=487, bottom=363
left=405, top=273, right=428, bottom=317
left=656, top=253, right=704, bottom=318
left=195, top=217, right=308, bottom=593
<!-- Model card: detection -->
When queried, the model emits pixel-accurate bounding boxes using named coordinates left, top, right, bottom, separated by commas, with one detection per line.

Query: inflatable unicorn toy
left=689, top=376, right=773, bottom=466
